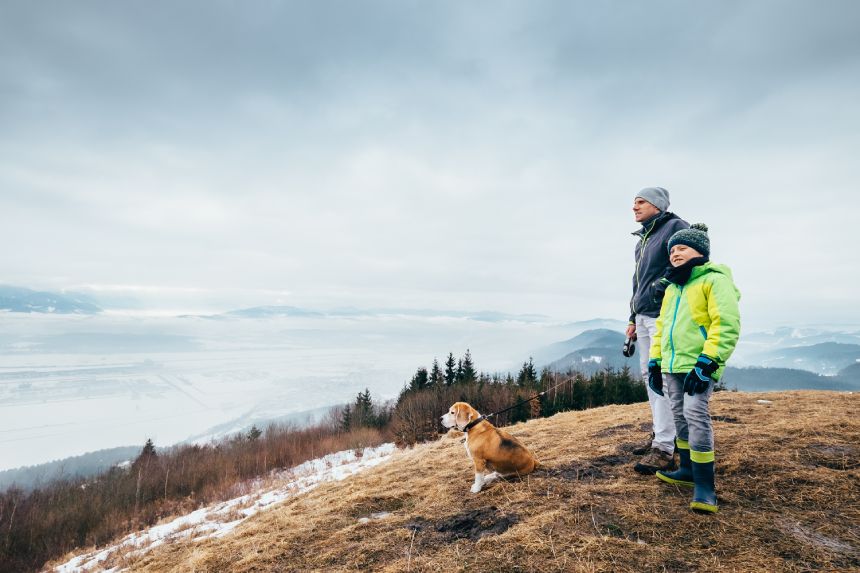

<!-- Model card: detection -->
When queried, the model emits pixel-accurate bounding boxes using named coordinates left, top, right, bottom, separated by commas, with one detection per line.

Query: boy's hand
left=683, top=355, right=719, bottom=395
left=647, top=359, right=663, bottom=396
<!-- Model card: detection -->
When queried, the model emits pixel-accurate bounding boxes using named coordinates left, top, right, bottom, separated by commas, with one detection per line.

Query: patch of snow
left=52, top=443, right=396, bottom=572
left=357, top=511, right=391, bottom=524
left=581, top=355, right=603, bottom=364
left=756, top=399, right=773, bottom=405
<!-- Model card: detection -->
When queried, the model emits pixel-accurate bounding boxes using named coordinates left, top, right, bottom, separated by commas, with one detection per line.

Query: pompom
left=691, top=223, right=709, bottom=233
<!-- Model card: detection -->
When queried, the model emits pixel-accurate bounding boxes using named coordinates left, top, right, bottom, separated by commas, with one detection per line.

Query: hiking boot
left=631, top=432, right=655, bottom=455
left=634, top=448, right=675, bottom=475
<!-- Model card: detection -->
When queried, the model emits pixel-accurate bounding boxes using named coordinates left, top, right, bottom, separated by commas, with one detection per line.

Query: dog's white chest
left=463, top=434, right=473, bottom=461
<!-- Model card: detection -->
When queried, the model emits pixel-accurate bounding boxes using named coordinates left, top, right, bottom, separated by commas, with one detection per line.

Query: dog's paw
left=470, top=483, right=482, bottom=494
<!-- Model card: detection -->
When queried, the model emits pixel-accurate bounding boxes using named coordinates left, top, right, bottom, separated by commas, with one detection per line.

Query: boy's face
left=670, top=244, right=703, bottom=267
left=632, top=198, right=660, bottom=222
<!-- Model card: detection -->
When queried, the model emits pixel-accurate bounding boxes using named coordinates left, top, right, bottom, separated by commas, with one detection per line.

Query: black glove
left=683, top=355, right=719, bottom=396
left=647, top=359, right=663, bottom=396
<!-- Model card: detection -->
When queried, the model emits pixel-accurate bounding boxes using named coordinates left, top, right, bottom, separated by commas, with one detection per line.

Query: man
left=626, top=187, right=689, bottom=474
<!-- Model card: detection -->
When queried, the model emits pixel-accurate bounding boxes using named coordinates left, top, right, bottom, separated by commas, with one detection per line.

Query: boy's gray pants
left=664, top=373, right=715, bottom=454
left=635, top=315, right=676, bottom=454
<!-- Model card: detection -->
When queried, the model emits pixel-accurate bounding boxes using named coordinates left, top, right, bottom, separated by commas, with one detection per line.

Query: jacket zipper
left=632, top=220, right=657, bottom=314
left=669, top=285, right=684, bottom=372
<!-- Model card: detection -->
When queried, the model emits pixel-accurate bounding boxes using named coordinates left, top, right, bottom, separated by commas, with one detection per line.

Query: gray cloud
left=1, top=1, right=858, bottom=326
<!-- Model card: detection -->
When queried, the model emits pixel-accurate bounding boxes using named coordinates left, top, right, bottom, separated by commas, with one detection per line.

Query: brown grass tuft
left=122, top=391, right=860, bottom=572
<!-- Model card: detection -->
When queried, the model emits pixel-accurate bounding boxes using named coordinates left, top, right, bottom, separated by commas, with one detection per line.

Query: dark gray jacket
left=629, top=212, right=689, bottom=320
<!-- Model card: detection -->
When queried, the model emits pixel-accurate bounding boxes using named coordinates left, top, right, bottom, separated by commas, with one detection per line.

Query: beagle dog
left=441, top=401, right=540, bottom=493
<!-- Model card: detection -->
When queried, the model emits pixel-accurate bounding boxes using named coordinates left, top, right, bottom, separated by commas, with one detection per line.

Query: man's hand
left=683, top=355, right=719, bottom=396
left=625, top=324, right=636, bottom=339
left=647, top=359, right=663, bottom=396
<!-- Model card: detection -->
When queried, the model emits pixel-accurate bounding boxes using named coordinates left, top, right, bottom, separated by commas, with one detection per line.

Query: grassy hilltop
left=57, top=391, right=859, bottom=572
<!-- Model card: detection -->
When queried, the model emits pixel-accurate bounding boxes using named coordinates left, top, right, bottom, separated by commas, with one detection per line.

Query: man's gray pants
left=664, top=373, right=714, bottom=454
left=635, top=315, right=675, bottom=454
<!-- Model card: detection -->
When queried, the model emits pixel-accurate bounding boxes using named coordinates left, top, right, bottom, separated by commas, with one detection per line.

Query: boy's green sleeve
left=703, top=274, right=741, bottom=365
left=650, top=291, right=671, bottom=361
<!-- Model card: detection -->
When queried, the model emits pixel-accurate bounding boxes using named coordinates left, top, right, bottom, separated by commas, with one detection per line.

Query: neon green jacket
left=650, top=262, right=741, bottom=379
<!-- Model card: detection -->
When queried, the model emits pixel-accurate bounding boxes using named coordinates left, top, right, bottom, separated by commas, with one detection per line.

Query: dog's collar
left=462, top=415, right=485, bottom=432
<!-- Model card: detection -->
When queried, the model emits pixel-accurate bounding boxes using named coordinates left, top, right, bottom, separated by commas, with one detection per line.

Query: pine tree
left=428, top=359, right=442, bottom=387
left=354, top=388, right=375, bottom=428
left=517, top=357, right=538, bottom=387
left=134, top=439, right=157, bottom=466
left=410, top=367, right=429, bottom=392
left=246, top=425, right=262, bottom=441
left=340, top=404, right=353, bottom=432
left=461, top=349, right=477, bottom=385
left=444, top=353, right=457, bottom=386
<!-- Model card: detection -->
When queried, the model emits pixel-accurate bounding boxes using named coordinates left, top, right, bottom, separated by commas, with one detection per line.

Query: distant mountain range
left=0, top=446, right=141, bottom=492
left=720, top=366, right=859, bottom=392
left=532, top=327, right=860, bottom=392
left=0, top=405, right=338, bottom=492
left=742, top=342, right=860, bottom=376
left=0, top=285, right=102, bottom=314
left=531, top=329, right=640, bottom=375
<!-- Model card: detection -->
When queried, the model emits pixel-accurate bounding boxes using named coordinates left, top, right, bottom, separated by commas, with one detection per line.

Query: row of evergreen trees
left=406, top=349, right=480, bottom=391
left=338, top=350, right=646, bottom=445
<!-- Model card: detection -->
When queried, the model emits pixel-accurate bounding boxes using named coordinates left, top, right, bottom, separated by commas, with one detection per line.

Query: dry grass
left=123, top=391, right=859, bottom=572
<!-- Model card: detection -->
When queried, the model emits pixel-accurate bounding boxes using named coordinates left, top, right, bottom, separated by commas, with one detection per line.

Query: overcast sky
left=1, top=1, right=858, bottom=329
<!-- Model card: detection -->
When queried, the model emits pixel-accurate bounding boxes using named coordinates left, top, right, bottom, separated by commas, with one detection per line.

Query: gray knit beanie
left=635, top=187, right=670, bottom=212
left=668, top=223, right=710, bottom=257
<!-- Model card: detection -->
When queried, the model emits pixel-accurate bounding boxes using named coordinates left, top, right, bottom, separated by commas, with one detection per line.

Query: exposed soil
left=591, top=423, right=636, bottom=438
left=799, top=443, right=859, bottom=470
left=425, top=506, right=520, bottom=542
left=548, top=453, right=632, bottom=482
left=711, top=414, right=741, bottom=423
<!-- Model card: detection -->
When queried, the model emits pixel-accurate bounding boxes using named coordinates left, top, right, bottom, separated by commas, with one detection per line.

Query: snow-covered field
left=0, top=312, right=570, bottom=470
left=52, top=443, right=398, bottom=573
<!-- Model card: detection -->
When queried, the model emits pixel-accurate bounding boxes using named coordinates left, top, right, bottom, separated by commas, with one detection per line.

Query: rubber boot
left=656, top=439, right=693, bottom=487
left=690, top=455, right=718, bottom=514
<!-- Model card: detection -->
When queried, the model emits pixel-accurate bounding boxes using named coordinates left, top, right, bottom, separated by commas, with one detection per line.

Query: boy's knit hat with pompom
left=668, top=223, right=710, bottom=257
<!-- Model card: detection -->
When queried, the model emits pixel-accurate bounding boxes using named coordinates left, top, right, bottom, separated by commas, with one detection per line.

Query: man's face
left=669, top=244, right=703, bottom=267
left=632, top=198, right=660, bottom=222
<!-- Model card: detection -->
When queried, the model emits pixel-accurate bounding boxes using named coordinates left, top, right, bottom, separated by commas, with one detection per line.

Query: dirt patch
left=583, top=505, right=644, bottom=542
left=347, top=495, right=407, bottom=518
left=552, top=462, right=608, bottom=481
left=799, top=444, right=858, bottom=470
left=616, top=441, right=645, bottom=454
left=591, top=423, right=635, bottom=438
left=406, top=506, right=519, bottom=542
left=549, top=453, right=630, bottom=481
left=712, top=415, right=741, bottom=424
left=776, top=519, right=860, bottom=562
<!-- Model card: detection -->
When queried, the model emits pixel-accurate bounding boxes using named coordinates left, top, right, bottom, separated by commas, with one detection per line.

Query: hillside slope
left=107, top=392, right=860, bottom=572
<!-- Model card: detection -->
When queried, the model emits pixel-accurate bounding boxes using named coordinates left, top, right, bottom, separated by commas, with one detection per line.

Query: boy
left=646, top=223, right=741, bottom=514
